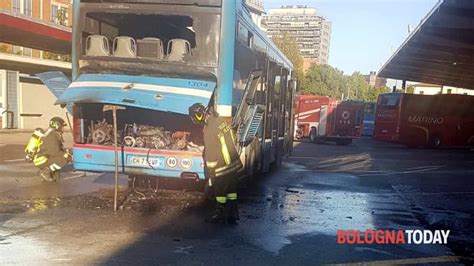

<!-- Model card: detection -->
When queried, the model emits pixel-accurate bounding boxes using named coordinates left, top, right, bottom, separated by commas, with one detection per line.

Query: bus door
left=271, top=66, right=283, bottom=164
left=262, top=61, right=277, bottom=171
left=287, top=79, right=297, bottom=154
left=319, top=105, right=328, bottom=136
left=263, top=61, right=281, bottom=171
left=274, top=68, right=288, bottom=166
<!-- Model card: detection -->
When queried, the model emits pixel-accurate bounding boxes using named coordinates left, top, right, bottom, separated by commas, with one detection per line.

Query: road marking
left=395, top=191, right=474, bottom=196
left=330, top=255, right=461, bottom=265
left=51, top=258, right=72, bottom=261
left=3, top=159, right=25, bottom=162
left=280, top=167, right=445, bottom=173
left=288, top=156, right=474, bottom=163
left=62, top=173, right=87, bottom=180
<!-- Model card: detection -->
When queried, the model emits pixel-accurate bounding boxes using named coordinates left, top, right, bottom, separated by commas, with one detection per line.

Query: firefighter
left=189, top=103, right=243, bottom=224
left=32, top=117, right=71, bottom=182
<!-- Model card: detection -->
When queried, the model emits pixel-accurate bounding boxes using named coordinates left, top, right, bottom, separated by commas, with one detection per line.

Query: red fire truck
left=374, top=93, right=474, bottom=148
left=294, top=95, right=364, bottom=145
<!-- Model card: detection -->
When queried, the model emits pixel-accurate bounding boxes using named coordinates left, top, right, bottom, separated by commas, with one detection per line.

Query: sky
left=264, top=0, right=439, bottom=75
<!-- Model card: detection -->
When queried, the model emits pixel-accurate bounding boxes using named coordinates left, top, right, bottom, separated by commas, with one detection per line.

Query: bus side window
left=248, top=32, right=254, bottom=49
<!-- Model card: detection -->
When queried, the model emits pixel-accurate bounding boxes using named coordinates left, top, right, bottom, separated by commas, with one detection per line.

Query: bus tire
left=310, top=128, right=317, bottom=143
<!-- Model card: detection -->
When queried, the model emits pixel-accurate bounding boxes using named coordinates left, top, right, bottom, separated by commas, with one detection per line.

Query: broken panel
left=75, top=103, right=204, bottom=153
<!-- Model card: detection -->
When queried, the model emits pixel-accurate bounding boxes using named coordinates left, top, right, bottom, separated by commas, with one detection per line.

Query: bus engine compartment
left=74, top=103, right=204, bottom=153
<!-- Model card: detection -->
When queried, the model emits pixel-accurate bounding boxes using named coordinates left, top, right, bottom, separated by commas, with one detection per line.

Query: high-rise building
left=245, top=0, right=265, bottom=29
left=262, top=5, right=332, bottom=70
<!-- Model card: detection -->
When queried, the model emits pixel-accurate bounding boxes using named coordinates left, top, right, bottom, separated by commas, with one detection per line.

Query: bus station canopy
left=379, top=0, right=474, bottom=89
left=0, top=10, right=71, bottom=54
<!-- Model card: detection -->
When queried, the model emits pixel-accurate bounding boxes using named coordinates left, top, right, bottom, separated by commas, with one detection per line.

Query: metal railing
left=1, top=110, right=15, bottom=129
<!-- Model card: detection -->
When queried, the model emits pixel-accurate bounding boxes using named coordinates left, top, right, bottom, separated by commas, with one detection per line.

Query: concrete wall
left=413, top=85, right=474, bottom=96
left=413, top=86, right=441, bottom=95
left=0, top=0, right=12, bottom=9
left=443, top=86, right=474, bottom=96
left=19, top=81, right=68, bottom=130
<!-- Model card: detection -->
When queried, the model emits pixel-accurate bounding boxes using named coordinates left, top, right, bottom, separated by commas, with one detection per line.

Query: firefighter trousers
left=34, top=155, right=68, bottom=172
left=212, top=174, right=238, bottom=204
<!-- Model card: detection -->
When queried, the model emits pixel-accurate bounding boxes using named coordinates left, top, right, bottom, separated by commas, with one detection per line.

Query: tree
left=365, top=86, right=389, bottom=101
left=347, top=72, right=371, bottom=100
left=272, top=34, right=304, bottom=88
left=271, top=33, right=386, bottom=101
left=406, top=85, right=415, bottom=94
left=301, top=64, right=348, bottom=99
left=43, top=51, right=71, bottom=62
left=0, top=44, right=9, bottom=53
left=56, top=7, right=68, bottom=26
left=302, top=64, right=389, bottom=101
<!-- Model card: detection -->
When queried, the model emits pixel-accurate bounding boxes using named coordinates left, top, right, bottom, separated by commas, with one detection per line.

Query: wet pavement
left=0, top=135, right=473, bottom=265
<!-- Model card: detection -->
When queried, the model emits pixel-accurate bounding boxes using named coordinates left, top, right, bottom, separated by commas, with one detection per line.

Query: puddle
left=0, top=230, right=53, bottom=264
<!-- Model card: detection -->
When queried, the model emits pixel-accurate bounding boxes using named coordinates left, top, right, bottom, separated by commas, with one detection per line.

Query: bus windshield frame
left=377, top=93, right=401, bottom=110
left=77, top=3, right=221, bottom=77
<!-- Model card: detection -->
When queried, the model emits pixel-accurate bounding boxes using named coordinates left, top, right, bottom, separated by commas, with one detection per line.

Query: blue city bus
left=39, top=0, right=295, bottom=183
left=363, top=102, right=375, bottom=136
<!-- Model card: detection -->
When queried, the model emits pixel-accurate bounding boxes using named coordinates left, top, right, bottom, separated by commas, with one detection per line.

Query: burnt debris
left=87, top=119, right=203, bottom=152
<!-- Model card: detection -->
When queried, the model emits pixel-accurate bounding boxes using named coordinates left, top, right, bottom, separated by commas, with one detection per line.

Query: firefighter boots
left=39, top=168, right=55, bottom=182
left=205, top=202, right=226, bottom=224
left=226, top=200, right=240, bottom=224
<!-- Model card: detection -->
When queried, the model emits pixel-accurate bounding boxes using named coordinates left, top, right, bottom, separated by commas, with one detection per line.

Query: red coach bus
left=294, top=95, right=364, bottom=145
left=375, top=93, right=474, bottom=148
left=374, top=93, right=401, bottom=142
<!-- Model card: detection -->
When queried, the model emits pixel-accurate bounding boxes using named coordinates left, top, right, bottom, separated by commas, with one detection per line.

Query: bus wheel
left=310, top=128, right=317, bottom=143
left=431, top=136, right=441, bottom=148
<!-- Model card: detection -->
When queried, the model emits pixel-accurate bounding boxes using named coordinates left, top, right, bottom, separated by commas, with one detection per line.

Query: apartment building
left=364, top=71, right=387, bottom=88
left=0, top=0, right=72, bottom=129
left=262, top=5, right=332, bottom=70
left=0, top=0, right=72, bottom=59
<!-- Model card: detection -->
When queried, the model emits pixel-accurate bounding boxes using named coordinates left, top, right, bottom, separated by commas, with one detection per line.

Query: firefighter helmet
left=189, top=103, right=207, bottom=124
left=50, top=117, right=67, bottom=129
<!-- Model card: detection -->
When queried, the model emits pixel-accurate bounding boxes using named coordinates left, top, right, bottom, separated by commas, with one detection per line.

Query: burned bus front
left=58, top=1, right=222, bottom=180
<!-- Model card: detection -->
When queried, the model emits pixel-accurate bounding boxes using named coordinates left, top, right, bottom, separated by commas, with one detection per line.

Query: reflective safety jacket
left=33, top=128, right=67, bottom=167
left=203, top=115, right=242, bottom=178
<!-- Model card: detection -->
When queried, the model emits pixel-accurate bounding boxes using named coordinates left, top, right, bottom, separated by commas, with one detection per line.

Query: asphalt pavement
left=0, top=134, right=473, bottom=265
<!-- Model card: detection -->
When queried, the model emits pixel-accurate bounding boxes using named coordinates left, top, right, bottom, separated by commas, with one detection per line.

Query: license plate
left=127, top=155, right=163, bottom=168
